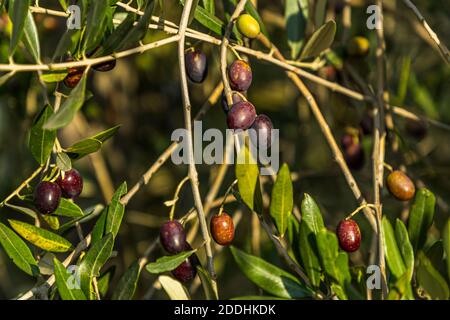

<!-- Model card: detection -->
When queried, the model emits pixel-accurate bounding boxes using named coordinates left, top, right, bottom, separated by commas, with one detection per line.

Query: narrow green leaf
left=202, top=0, right=214, bottom=15
left=111, top=261, right=141, bottom=300
left=146, top=250, right=196, bottom=274
left=270, top=164, right=293, bottom=237
left=188, top=0, right=200, bottom=25
left=97, top=267, right=113, bottom=298
left=443, top=219, right=450, bottom=282
left=196, top=266, right=218, bottom=300
left=66, top=139, right=102, bottom=160
left=235, top=146, right=262, bottom=214
left=78, top=233, right=114, bottom=300
left=5, top=203, right=37, bottom=220
left=387, top=272, right=410, bottom=300
left=22, top=9, right=41, bottom=63
left=105, top=182, right=127, bottom=238
left=8, top=220, right=72, bottom=252
left=158, top=275, right=191, bottom=300
left=180, top=0, right=224, bottom=36
left=314, top=0, right=327, bottom=28
left=300, top=20, right=336, bottom=60
left=28, top=105, right=56, bottom=165
left=0, top=223, right=38, bottom=276
left=285, top=0, right=306, bottom=59
left=54, top=258, right=87, bottom=300
left=316, top=228, right=349, bottom=286
left=416, top=251, right=449, bottom=300
left=91, top=125, right=121, bottom=143
left=395, top=219, right=414, bottom=280
left=230, top=246, right=313, bottom=299
left=383, top=217, right=406, bottom=280
left=117, top=1, right=155, bottom=50
left=91, top=207, right=108, bottom=245
left=41, top=215, right=60, bottom=230
left=56, top=152, right=72, bottom=172
left=298, top=222, right=321, bottom=287
left=300, top=193, right=325, bottom=235
left=83, top=0, right=109, bottom=53
left=8, top=0, right=30, bottom=56
left=44, top=74, right=87, bottom=130
left=54, top=198, right=84, bottom=218
left=408, top=188, right=436, bottom=252
left=394, top=56, right=411, bottom=106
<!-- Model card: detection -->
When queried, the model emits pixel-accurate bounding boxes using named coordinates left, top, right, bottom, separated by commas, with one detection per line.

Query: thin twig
left=177, top=0, right=217, bottom=291
left=0, top=166, right=43, bottom=207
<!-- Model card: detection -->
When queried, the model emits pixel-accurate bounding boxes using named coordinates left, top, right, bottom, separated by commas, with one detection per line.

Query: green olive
left=236, top=14, right=260, bottom=39
left=347, top=36, right=370, bottom=57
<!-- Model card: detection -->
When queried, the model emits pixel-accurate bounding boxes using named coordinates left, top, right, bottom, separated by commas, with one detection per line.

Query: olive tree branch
left=0, top=166, right=43, bottom=207
left=177, top=0, right=217, bottom=289
left=373, top=0, right=388, bottom=298
left=401, top=0, right=450, bottom=64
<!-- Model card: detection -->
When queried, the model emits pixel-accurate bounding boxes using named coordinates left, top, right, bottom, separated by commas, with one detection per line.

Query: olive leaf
left=298, top=221, right=321, bottom=288
left=54, top=258, right=87, bottom=300
left=383, top=217, right=406, bottom=280
left=230, top=246, right=313, bottom=299
left=235, top=146, right=263, bottom=215
left=53, top=198, right=84, bottom=218
left=112, top=261, right=141, bottom=300
left=8, top=220, right=72, bottom=252
left=416, top=251, right=449, bottom=300
left=284, top=0, right=307, bottom=59
left=269, top=163, right=293, bottom=237
left=197, top=266, right=218, bottom=300
left=443, top=219, right=450, bottom=282
left=105, top=182, right=127, bottom=238
left=56, top=152, right=72, bottom=172
left=8, top=0, right=31, bottom=57
left=300, top=193, right=325, bottom=235
left=28, top=105, right=56, bottom=165
left=408, top=188, right=436, bottom=252
left=0, top=223, right=39, bottom=276
left=83, top=0, right=110, bottom=53
left=180, top=0, right=224, bottom=36
left=299, top=20, right=336, bottom=60
left=44, top=73, right=87, bottom=130
left=145, top=250, right=196, bottom=274
left=395, top=219, right=414, bottom=280
left=78, top=233, right=114, bottom=300
left=158, top=275, right=191, bottom=300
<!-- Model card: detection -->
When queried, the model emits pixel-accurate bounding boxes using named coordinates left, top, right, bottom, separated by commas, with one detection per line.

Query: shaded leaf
left=230, top=246, right=312, bottom=299
left=235, top=146, right=262, bottom=214
left=284, top=0, right=307, bottom=59
left=0, top=223, right=38, bottom=276
left=443, top=219, right=450, bottom=282
left=8, top=0, right=30, bottom=56
left=9, top=220, right=72, bottom=252
left=5, top=203, right=37, bottom=219
left=416, top=251, right=449, bottom=300
left=91, top=207, right=108, bottom=245
left=180, top=0, right=224, bottom=36
left=300, top=20, right=336, bottom=60
left=112, top=261, right=141, bottom=300
left=22, top=8, right=41, bottom=63
left=105, top=182, right=127, bottom=238
left=196, top=266, right=218, bottom=300
left=298, top=222, right=321, bottom=288
left=395, top=219, right=414, bottom=280
left=387, top=272, right=410, bottom=300
left=41, top=215, right=60, bottom=230
left=66, top=139, right=102, bottom=160
left=269, top=163, right=293, bottom=237
left=158, top=275, right=191, bottom=300
left=56, top=152, right=72, bottom=172
left=408, top=188, right=436, bottom=252
left=146, top=250, right=196, bottom=274
left=44, top=74, right=87, bottom=130
left=78, top=233, right=114, bottom=300
left=83, top=0, right=109, bottom=53
left=54, top=198, right=84, bottom=218
left=28, top=105, right=56, bottom=165
left=383, top=217, right=406, bottom=280
left=54, top=258, right=87, bottom=300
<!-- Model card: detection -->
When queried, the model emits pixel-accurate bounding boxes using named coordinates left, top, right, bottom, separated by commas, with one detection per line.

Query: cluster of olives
left=34, top=169, right=83, bottom=214
left=184, top=14, right=273, bottom=150
left=336, top=170, right=416, bottom=252
left=159, top=220, right=198, bottom=283
left=63, top=53, right=117, bottom=89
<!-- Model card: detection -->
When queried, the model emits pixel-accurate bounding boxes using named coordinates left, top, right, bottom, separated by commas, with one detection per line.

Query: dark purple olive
left=159, top=220, right=186, bottom=254
left=172, top=259, right=197, bottom=283
left=360, top=112, right=374, bottom=136
left=344, top=143, right=365, bottom=170
left=221, top=91, right=245, bottom=114
left=228, top=60, right=252, bottom=91
left=249, top=114, right=274, bottom=149
left=56, top=169, right=83, bottom=199
left=34, top=181, right=61, bottom=214
left=185, top=50, right=208, bottom=83
left=405, top=119, right=428, bottom=140
left=93, top=59, right=116, bottom=72
left=227, top=101, right=257, bottom=130
left=337, top=219, right=361, bottom=252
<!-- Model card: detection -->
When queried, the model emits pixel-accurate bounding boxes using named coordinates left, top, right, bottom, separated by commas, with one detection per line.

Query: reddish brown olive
left=210, top=213, right=235, bottom=246
left=337, top=219, right=361, bottom=252
left=387, top=170, right=416, bottom=201
left=63, top=67, right=85, bottom=88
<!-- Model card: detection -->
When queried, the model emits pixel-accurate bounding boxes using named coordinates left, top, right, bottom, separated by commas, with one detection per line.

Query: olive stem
left=217, top=180, right=238, bottom=216
left=168, top=176, right=190, bottom=221
left=346, top=204, right=377, bottom=220
left=383, top=162, right=394, bottom=172
left=0, top=166, right=44, bottom=207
